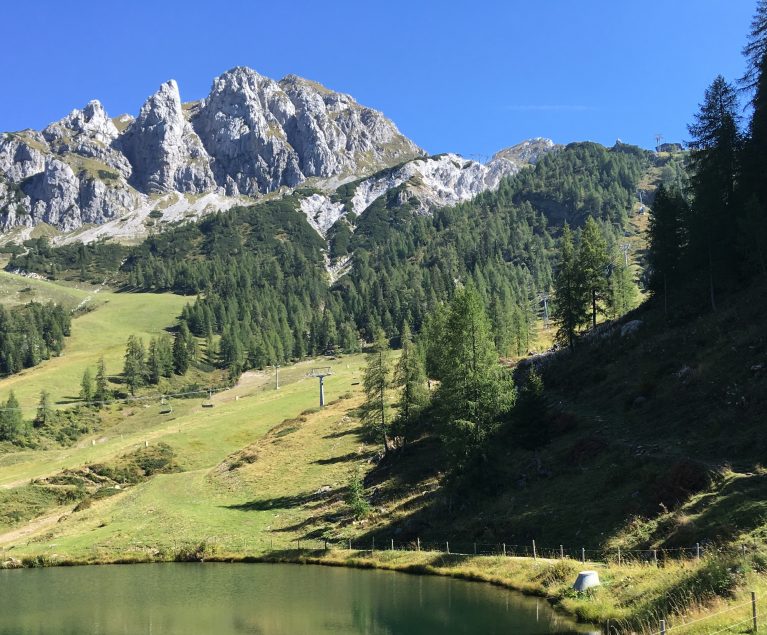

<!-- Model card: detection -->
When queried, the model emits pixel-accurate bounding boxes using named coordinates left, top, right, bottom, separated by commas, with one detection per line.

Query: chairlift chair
left=159, top=395, right=173, bottom=415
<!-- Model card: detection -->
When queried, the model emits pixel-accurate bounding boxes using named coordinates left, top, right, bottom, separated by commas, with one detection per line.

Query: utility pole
left=620, top=243, right=630, bottom=267
left=655, top=133, right=663, bottom=153
left=308, top=367, right=332, bottom=407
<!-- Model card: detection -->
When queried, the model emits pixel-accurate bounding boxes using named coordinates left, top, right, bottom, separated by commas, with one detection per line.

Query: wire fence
left=261, top=536, right=766, bottom=568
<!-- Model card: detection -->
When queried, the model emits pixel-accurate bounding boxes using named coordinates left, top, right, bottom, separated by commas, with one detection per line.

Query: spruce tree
left=436, top=285, right=514, bottom=464
left=0, top=392, right=23, bottom=441
left=173, top=323, right=191, bottom=375
left=648, top=185, right=687, bottom=315
left=392, top=322, right=429, bottom=446
left=578, top=216, right=610, bottom=329
left=360, top=329, right=392, bottom=454
left=124, top=335, right=147, bottom=395
left=35, top=390, right=54, bottom=428
left=94, top=357, right=111, bottom=406
left=80, top=368, right=94, bottom=405
left=687, top=75, right=742, bottom=310
left=553, top=224, right=587, bottom=350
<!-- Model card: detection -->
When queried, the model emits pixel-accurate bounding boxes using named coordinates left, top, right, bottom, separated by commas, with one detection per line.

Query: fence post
left=417, top=537, right=420, bottom=552
left=653, top=549, right=658, bottom=567
left=474, top=542, right=477, bottom=555
left=581, top=547, right=586, bottom=564
left=372, top=537, right=375, bottom=553
left=391, top=538, right=394, bottom=551
left=446, top=541, right=450, bottom=554
left=560, top=544, right=564, bottom=559
left=532, top=540, right=537, bottom=560
left=660, top=618, right=666, bottom=635
left=349, top=538, right=352, bottom=550
left=753, top=591, right=758, bottom=633
left=503, top=543, right=506, bottom=557
left=696, top=542, right=701, bottom=560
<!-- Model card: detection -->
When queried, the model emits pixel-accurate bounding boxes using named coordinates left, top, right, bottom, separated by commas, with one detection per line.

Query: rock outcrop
left=119, top=80, right=216, bottom=193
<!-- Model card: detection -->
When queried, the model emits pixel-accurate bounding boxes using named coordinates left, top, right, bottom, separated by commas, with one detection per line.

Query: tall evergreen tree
left=360, top=329, right=392, bottom=454
left=124, top=335, right=147, bottom=395
left=392, top=322, right=429, bottom=446
left=173, top=323, right=191, bottom=375
left=687, top=75, right=742, bottom=310
left=94, top=357, right=111, bottom=406
left=34, top=390, right=54, bottom=428
left=80, top=368, right=94, bottom=405
left=553, top=224, right=587, bottom=350
left=435, top=285, right=514, bottom=464
left=578, top=216, right=610, bottom=329
left=0, top=392, right=23, bottom=441
left=648, top=185, right=687, bottom=315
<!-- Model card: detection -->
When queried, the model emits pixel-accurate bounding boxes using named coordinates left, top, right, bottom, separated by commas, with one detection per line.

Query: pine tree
left=94, top=357, right=111, bottom=406
left=648, top=185, right=687, bottom=315
left=392, top=322, right=429, bottom=446
left=80, top=368, right=94, bottom=405
left=360, top=329, right=392, bottom=454
left=0, top=392, right=23, bottom=441
left=578, top=216, right=610, bottom=329
left=35, top=390, right=54, bottom=428
left=687, top=75, right=742, bottom=310
left=173, top=323, right=191, bottom=375
left=124, top=335, right=147, bottom=395
left=553, top=224, right=587, bottom=350
left=436, top=285, right=514, bottom=464
left=147, top=338, right=162, bottom=384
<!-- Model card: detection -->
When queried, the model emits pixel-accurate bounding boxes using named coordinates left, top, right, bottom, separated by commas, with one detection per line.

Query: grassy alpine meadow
left=0, top=282, right=190, bottom=417
left=1, top=355, right=765, bottom=633
left=0, top=269, right=92, bottom=310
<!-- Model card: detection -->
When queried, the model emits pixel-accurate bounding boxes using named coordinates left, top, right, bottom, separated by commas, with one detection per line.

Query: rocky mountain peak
left=0, top=67, right=546, bottom=240
left=119, top=79, right=216, bottom=194
left=43, top=100, right=119, bottom=147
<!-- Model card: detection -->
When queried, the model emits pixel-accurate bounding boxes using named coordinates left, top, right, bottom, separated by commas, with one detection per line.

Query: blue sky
left=1, top=1, right=755, bottom=156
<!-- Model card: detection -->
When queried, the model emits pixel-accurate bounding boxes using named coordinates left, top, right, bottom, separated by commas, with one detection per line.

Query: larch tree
left=392, top=322, right=429, bottom=446
left=360, top=329, right=393, bottom=454
left=124, top=335, right=147, bottom=395
left=578, top=216, right=610, bottom=329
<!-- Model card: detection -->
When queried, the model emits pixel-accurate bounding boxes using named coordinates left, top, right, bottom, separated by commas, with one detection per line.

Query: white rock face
left=299, top=194, right=346, bottom=236
left=43, top=100, right=132, bottom=178
left=119, top=80, right=216, bottom=193
left=190, top=67, right=422, bottom=196
left=348, top=153, right=517, bottom=217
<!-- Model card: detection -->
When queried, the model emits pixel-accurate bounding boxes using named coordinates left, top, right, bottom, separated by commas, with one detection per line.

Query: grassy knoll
left=0, top=270, right=92, bottom=310
left=0, top=285, right=189, bottom=416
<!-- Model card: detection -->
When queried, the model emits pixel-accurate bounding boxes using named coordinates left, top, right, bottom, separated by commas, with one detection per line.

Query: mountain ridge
left=0, top=67, right=556, bottom=244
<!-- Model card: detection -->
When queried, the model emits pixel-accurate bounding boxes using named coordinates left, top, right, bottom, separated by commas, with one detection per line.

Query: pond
left=0, top=562, right=597, bottom=634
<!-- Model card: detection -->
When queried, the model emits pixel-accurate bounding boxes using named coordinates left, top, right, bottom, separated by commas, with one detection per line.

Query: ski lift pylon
left=202, top=389, right=214, bottom=408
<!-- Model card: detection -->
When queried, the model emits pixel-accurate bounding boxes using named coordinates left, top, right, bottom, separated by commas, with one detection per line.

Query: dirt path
left=0, top=508, right=70, bottom=547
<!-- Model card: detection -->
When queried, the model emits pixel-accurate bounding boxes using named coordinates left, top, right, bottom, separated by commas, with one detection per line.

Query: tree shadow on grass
left=224, top=492, right=318, bottom=512
left=313, top=452, right=360, bottom=466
